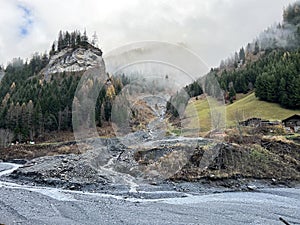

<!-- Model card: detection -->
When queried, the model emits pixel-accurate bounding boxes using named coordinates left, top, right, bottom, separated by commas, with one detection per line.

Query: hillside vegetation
left=183, top=93, right=300, bottom=133
left=216, top=49, right=300, bottom=109
left=167, top=1, right=300, bottom=126
left=0, top=31, right=128, bottom=144
left=214, top=2, right=300, bottom=109
left=226, top=93, right=300, bottom=127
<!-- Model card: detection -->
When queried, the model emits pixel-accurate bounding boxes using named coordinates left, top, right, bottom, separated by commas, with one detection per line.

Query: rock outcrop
left=43, top=44, right=103, bottom=75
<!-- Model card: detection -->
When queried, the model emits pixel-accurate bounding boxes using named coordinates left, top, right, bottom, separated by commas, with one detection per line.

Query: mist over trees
left=220, top=1, right=300, bottom=70
left=214, top=2, right=300, bottom=109
left=166, top=1, right=300, bottom=121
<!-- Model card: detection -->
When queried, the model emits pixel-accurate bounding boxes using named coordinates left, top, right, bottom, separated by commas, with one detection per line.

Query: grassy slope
left=183, top=93, right=300, bottom=133
left=183, top=96, right=211, bottom=133
left=226, top=92, right=300, bottom=127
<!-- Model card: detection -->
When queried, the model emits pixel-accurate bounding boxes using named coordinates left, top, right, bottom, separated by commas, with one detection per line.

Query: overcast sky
left=0, top=0, right=296, bottom=67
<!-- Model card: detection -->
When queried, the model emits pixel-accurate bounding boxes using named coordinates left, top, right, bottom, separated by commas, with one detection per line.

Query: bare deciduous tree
left=0, top=129, right=14, bottom=148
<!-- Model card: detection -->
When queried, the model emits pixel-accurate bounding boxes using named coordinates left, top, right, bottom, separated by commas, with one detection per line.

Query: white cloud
left=0, top=0, right=295, bottom=67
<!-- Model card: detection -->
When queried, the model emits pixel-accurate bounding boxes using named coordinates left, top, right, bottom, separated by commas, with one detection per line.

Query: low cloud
left=0, top=0, right=294, bottom=67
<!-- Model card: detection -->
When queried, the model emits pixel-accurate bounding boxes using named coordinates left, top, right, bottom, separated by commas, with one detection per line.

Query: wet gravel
left=1, top=161, right=300, bottom=225
left=0, top=181, right=300, bottom=225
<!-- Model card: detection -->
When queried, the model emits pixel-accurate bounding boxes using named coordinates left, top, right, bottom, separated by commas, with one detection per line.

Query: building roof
left=282, top=114, right=300, bottom=123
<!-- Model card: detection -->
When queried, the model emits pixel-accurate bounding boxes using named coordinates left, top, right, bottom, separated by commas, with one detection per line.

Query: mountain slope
left=183, top=93, right=300, bottom=133
left=0, top=31, right=126, bottom=145
left=226, top=92, right=300, bottom=127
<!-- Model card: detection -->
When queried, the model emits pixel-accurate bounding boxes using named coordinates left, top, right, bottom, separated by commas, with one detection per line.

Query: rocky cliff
left=43, top=44, right=103, bottom=75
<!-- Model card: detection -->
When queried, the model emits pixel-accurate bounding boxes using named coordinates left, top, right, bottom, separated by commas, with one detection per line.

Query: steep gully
left=0, top=96, right=207, bottom=199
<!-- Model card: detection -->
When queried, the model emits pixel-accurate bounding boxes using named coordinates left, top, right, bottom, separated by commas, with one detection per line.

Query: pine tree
left=253, top=41, right=260, bottom=55
left=76, top=32, right=81, bottom=46
left=26, top=100, right=34, bottom=139
left=234, top=52, right=239, bottom=67
left=229, top=86, right=236, bottom=103
left=81, top=29, right=88, bottom=47
left=246, top=43, right=251, bottom=55
left=279, top=78, right=288, bottom=106
left=71, top=31, right=76, bottom=48
left=50, top=42, right=56, bottom=56
left=266, top=75, right=277, bottom=102
left=239, top=47, right=245, bottom=64
left=57, top=30, right=63, bottom=51
left=104, top=99, right=112, bottom=121
left=65, top=31, right=71, bottom=47
left=255, top=73, right=268, bottom=101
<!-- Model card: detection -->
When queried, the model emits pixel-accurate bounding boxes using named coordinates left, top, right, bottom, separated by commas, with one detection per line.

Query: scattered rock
left=9, top=153, right=108, bottom=191
left=247, top=185, right=257, bottom=191
left=3, top=125, right=300, bottom=193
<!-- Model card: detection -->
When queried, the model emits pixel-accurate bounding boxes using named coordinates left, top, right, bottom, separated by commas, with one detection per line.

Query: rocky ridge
left=43, top=44, right=103, bottom=75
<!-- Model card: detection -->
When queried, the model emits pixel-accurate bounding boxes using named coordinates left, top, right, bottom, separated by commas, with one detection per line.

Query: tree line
left=166, top=1, right=300, bottom=120
left=49, top=30, right=99, bottom=56
left=213, top=2, right=300, bottom=108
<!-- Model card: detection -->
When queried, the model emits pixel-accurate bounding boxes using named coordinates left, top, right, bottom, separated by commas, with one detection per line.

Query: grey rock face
left=44, top=46, right=103, bottom=75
